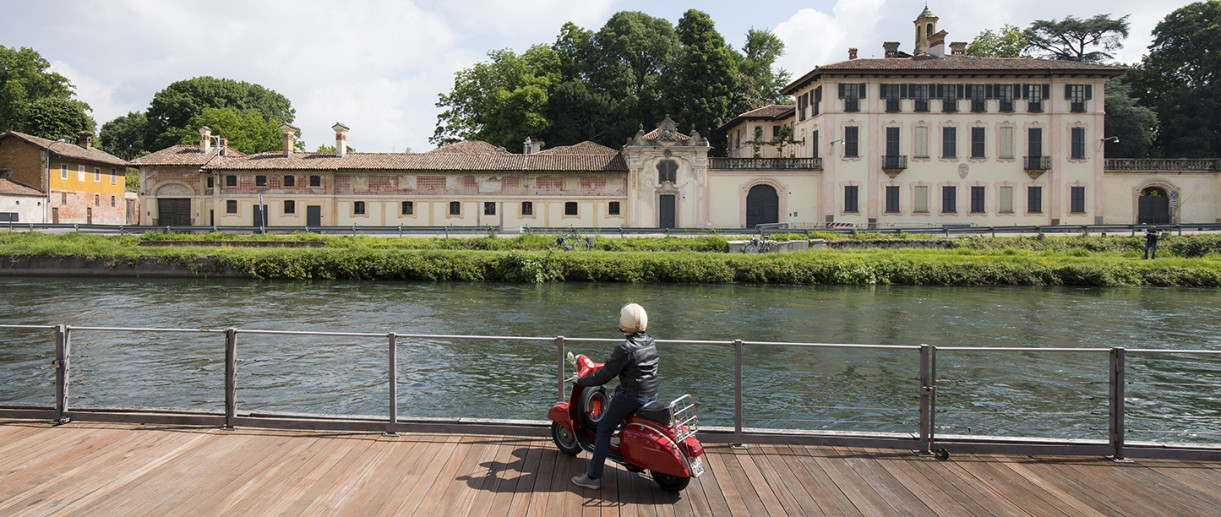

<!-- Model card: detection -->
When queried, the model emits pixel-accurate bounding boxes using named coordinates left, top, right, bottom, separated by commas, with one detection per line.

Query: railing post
left=387, top=333, right=398, bottom=433
left=556, top=336, right=567, bottom=402
left=733, top=339, right=745, bottom=448
left=223, top=328, right=237, bottom=430
left=918, top=344, right=937, bottom=455
left=1109, top=347, right=1126, bottom=461
left=54, top=325, right=70, bottom=425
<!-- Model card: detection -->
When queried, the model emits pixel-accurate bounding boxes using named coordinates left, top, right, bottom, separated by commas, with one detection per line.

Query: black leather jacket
left=576, top=331, right=658, bottom=397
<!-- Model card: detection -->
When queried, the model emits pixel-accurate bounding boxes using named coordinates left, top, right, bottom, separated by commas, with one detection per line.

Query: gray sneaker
left=571, top=473, right=601, bottom=490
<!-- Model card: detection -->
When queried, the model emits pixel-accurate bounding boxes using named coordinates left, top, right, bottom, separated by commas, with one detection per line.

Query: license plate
left=689, top=456, right=704, bottom=477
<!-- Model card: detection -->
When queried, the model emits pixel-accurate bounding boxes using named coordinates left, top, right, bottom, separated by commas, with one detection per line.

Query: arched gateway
left=745, top=185, right=779, bottom=229
left=1137, top=186, right=1171, bottom=225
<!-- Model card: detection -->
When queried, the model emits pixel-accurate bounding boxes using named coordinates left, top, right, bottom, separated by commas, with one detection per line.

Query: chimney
left=950, top=42, right=967, bottom=56
left=332, top=122, right=350, bottom=157
left=883, top=41, right=900, bottom=58
left=523, top=137, right=540, bottom=155
left=199, top=126, right=212, bottom=153
left=218, top=138, right=228, bottom=156
left=279, top=123, right=299, bottom=157
left=848, top=47, right=858, bottom=60
left=77, top=131, right=93, bottom=149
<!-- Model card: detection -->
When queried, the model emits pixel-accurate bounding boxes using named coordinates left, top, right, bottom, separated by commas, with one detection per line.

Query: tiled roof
left=535, top=141, right=618, bottom=155
left=130, top=145, right=247, bottom=167
left=781, top=55, right=1126, bottom=94
left=0, top=177, right=43, bottom=196
left=718, top=104, right=796, bottom=132
left=201, top=146, right=628, bottom=173
left=642, top=127, right=690, bottom=141
left=424, top=140, right=509, bottom=155
left=1, top=131, right=128, bottom=167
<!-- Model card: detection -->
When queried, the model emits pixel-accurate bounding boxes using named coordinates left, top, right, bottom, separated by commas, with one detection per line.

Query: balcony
left=1105, top=158, right=1221, bottom=172
left=709, top=157, right=823, bottom=170
left=1024, top=155, right=1052, bottom=179
left=881, top=155, right=907, bottom=178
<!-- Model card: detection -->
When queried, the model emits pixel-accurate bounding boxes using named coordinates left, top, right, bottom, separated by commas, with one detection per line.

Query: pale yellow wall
left=706, top=170, right=821, bottom=227
left=1102, top=172, right=1219, bottom=224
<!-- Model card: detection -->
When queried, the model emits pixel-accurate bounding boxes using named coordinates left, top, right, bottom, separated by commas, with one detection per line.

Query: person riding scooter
left=570, top=302, right=659, bottom=490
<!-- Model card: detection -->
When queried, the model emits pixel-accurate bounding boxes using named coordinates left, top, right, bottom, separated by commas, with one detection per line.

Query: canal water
left=1, top=277, right=1218, bottom=444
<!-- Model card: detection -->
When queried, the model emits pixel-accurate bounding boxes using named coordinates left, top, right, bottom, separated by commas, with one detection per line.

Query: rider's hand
left=567, top=374, right=580, bottom=384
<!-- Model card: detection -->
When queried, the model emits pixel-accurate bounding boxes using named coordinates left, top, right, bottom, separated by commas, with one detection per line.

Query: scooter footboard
left=621, top=421, right=691, bottom=478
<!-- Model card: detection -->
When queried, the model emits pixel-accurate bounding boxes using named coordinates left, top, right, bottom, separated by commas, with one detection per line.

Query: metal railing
left=708, top=157, right=823, bottom=170
left=2, top=323, right=1219, bottom=459
left=1024, top=155, right=1052, bottom=170
left=1104, top=158, right=1221, bottom=172
left=881, top=154, right=907, bottom=170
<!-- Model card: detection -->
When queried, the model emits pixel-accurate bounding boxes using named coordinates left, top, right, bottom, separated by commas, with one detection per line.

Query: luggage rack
left=669, top=394, right=699, bottom=442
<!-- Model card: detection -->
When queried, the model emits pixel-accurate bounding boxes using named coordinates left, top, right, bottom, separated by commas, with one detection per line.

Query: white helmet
left=619, top=303, right=648, bottom=333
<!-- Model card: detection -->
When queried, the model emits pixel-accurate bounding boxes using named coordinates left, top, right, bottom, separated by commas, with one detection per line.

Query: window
left=885, top=186, right=900, bottom=213
left=968, top=85, right=986, bottom=112
left=657, top=160, right=677, bottom=184
left=284, top=200, right=296, bottom=214
left=1071, top=127, right=1086, bottom=159
left=283, top=175, right=295, bottom=187
left=1025, top=83, right=1048, bottom=112
left=998, top=127, right=1014, bottom=159
left=839, top=82, right=865, bottom=112
left=255, top=175, right=267, bottom=187
left=942, top=127, right=957, bottom=158
left=449, top=201, right=461, bottom=215
left=999, top=186, right=1014, bottom=213
left=997, top=84, right=1015, bottom=112
left=812, top=86, right=822, bottom=115
left=353, top=201, right=366, bottom=215
left=78, top=165, right=85, bottom=181
left=94, top=167, right=101, bottom=182
left=207, top=177, right=214, bottom=189
left=521, top=201, right=533, bottom=216
left=970, top=186, right=986, bottom=213
left=61, top=192, right=67, bottom=204
left=911, top=84, right=930, bottom=112
left=226, top=200, right=237, bottom=214
left=309, top=175, right=321, bottom=187
left=110, top=168, right=117, bottom=185
left=913, top=126, right=929, bottom=158
left=1066, top=84, right=1091, bottom=112
left=939, top=83, right=960, bottom=112
left=844, top=126, right=859, bottom=157
left=1028, top=186, right=1043, bottom=213
left=484, top=202, right=496, bottom=215
left=798, top=92, right=809, bottom=120
left=94, top=194, right=99, bottom=206
left=914, top=185, right=929, bottom=213
left=401, top=201, right=413, bottom=215
left=881, top=84, right=900, bottom=112
left=1071, top=186, right=1086, bottom=213
left=811, top=130, right=819, bottom=158
left=608, top=201, right=621, bottom=216
left=942, top=186, right=957, bottom=213
left=772, top=125, right=781, bottom=138
left=226, top=175, right=237, bottom=187
left=564, top=202, right=578, bottom=216
left=844, top=185, right=859, bottom=212
left=110, top=196, right=116, bottom=207
left=60, top=164, right=67, bottom=179
left=971, top=127, right=986, bottom=158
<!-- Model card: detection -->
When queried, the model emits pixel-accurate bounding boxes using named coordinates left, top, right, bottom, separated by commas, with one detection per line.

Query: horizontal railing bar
left=1127, top=349, right=1221, bottom=355
left=0, top=325, right=57, bottom=330
left=66, top=326, right=227, bottom=334
left=938, top=346, right=1113, bottom=352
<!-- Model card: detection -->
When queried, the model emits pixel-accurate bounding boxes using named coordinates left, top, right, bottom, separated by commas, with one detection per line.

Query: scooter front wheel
left=551, top=422, right=582, bottom=456
left=650, top=470, right=690, bottom=492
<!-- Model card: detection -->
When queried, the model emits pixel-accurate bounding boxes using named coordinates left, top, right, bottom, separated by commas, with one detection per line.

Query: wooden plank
left=747, top=443, right=826, bottom=516
left=861, top=448, right=978, bottom=517
left=385, top=434, right=464, bottom=515
left=505, top=438, right=547, bottom=516
left=1061, top=457, right=1220, bottom=516
left=954, top=453, right=1076, bottom=516
left=922, top=454, right=1028, bottom=517
left=432, top=435, right=500, bottom=515
left=685, top=449, right=730, bottom=517
left=732, top=445, right=789, bottom=515
left=0, top=423, right=126, bottom=491
left=455, top=435, right=522, bottom=516
left=245, top=431, right=370, bottom=515
left=780, top=444, right=860, bottom=517
left=809, top=445, right=898, bottom=516
left=827, top=445, right=938, bottom=516
left=699, top=444, right=752, bottom=515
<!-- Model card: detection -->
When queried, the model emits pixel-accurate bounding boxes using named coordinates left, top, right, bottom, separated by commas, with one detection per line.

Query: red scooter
left=547, top=352, right=705, bottom=492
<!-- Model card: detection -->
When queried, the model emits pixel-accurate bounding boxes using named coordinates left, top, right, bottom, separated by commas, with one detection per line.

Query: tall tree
left=181, top=107, right=283, bottom=155
left=99, top=111, right=147, bottom=160
left=144, top=76, right=295, bottom=152
left=966, top=24, right=1030, bottom=58
left=431, top=46, right=557, bottom=148
left=0, top=45, right=94, bottom=138
left=665, top=10, right=740, bottom=148
left=1129, top=1, right=1221, bottom=157
left=734, top=29, right=790, bottom=109
left=1025, top=14, right=1130, bottom=62
left=1102, top=77, right=1157, bottom=158
left=586, top=11, right=679, bottom=141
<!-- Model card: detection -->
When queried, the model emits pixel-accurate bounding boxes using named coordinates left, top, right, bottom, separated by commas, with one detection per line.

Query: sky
left=0, top=0, right=1196, bottom=154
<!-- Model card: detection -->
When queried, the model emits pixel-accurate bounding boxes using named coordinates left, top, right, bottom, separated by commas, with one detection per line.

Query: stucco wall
left=1102, top=171, right=1219, bottom=224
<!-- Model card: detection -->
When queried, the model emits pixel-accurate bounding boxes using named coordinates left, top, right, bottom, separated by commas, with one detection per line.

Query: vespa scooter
left=547, top=352, right=704, bottom=492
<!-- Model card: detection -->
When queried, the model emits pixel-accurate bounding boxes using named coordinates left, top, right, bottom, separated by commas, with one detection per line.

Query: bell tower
left=914, top=6, right=938, bottom=55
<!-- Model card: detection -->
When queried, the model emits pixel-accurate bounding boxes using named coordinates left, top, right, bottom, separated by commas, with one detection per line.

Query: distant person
left=1144, top=226, right=1162, bottom=259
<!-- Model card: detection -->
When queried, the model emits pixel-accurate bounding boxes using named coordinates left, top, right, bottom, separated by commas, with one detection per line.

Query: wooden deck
left=2, top=419, right=1220, bottom=516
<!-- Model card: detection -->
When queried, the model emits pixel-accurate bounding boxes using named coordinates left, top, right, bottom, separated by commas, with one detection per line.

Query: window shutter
left=838, top=83, right=845, bottom=98
left=1085, top=84, right=1093, bottom=100
left=1065, top=84, right=1072, bottom=100
left=858, top=83, right=866, bottom=99
left=1042, top=84, right=1050, bottom=99
left=900, top=84, right=909, bottom=98
left=956, top=84, right=964, bottom=97
left=985, top=84, right=994, bottom=98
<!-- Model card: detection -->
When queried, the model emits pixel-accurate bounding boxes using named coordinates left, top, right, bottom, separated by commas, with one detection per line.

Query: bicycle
left=741, top=236, right=776, bottom=254
left=552, top=231, right=591, bottom=251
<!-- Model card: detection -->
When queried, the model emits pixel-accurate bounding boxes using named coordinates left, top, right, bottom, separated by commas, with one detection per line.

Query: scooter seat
left=634, top=400, right=672, bottom=425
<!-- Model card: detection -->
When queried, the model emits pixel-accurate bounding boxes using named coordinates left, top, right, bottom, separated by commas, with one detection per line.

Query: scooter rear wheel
left=650, top=470, right=690, bottom=492
left=551, top=422, right=581, bottom=456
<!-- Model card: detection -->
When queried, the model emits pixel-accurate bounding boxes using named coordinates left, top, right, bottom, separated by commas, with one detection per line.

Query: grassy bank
left=1, top=232, right=1219, bottom=286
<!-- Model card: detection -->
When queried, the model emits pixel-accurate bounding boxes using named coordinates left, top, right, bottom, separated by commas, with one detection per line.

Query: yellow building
left=0, top=131, right=130, bottom=224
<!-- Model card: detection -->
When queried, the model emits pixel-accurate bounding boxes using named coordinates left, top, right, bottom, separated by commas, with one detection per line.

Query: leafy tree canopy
left=966, top=24, right=1030, bottom=58
left=178, top=106, right=289, bottom=155
left=144, top=76, right=296, bottom=152
left=0, top=45, right=95, bottom=139
left=1102, top=77, right=1157, bottom=158
left=1025, top=14, right=1130, bottom=62
left=99, top=111, right=147, bottom=160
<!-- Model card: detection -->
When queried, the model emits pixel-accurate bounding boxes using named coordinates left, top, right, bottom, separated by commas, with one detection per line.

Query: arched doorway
left=1137, top=186, right=1170, bottom=225
left=745, top=184, right=779, bottom=229
left=156, top=184, right=193, bottom=226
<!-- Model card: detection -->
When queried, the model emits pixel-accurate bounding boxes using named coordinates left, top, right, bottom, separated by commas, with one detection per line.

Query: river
left=1, top=277, right=1218, bottom=444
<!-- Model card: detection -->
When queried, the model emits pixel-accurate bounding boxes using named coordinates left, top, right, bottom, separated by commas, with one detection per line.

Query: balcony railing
left=709, top=157, right=823, bottom=170
left=1105, top=158, right=1221, bottom=172
left=881, top=155, right=907, bottom=170
left=1024, top=156, right=1052, bottom=170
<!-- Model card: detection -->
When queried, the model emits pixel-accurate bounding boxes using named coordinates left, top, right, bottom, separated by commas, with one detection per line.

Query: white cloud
left=774, top=0, right=887, bottom=73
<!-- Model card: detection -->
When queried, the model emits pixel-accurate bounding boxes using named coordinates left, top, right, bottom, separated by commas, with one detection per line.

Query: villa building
left=0, top=131, right=130, bottom=224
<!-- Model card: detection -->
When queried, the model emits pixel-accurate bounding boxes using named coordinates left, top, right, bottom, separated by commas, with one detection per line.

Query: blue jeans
left=1145, top=240, right=1158, bottom=259
left=586, top=388, right=656, bottom=479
